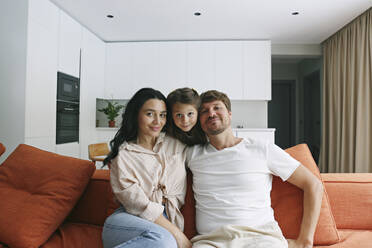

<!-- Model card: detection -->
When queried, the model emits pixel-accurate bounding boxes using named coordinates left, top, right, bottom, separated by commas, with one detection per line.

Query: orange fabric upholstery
left=41, top=223, right=103, bottom=248
left=271, top=144, right=340, bottom=245
left=0, top=144, right=95, bottom=248
left=315, top=230, right=372, bottom=248
left=20, top=169, right=372, bottom=248
left=67, top=170, right=119, bottom=226
left=182, top=170, right=197, bottom=239
left=0, top=143, right=5, bottom=157
left=322, top=173, right=372, bottom=230
left=3, top=143, right=372, bottom=247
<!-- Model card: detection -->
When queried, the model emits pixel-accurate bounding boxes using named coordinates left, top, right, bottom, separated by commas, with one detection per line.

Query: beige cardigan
left=110, top=133, right=187, bottom=230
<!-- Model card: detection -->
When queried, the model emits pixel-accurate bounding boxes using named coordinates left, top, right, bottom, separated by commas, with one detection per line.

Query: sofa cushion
left=67, top=170, right=119, bottom=226
left=0, top=144, right=95, bottom=248
left=322, top=173, right=372, bottom=230
left=271, top=144, right=340, bottom=245
left=41, top=222, right=103, bottom=248
left=182, top=170, right=197, bottom=239
left=313, top=230, right=372, bottom=248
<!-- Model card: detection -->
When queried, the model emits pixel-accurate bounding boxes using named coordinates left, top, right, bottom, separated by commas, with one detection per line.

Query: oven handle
left=64, top=107, right=76, bottom=111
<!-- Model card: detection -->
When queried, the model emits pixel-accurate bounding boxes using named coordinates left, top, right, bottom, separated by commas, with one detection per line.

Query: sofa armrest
left=67, top=170, right=119, bottom=226
left=321, top=173, right=372, bottom=229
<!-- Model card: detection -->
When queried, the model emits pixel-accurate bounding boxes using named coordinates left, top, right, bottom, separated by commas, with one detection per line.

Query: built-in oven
left=56, top=72, right=80, bottom=144
left=56, top=101, right=79, bottom=144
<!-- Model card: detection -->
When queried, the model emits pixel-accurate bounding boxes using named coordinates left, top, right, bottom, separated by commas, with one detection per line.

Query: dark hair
left=166, top=88, right=207, bottom=146
left=199, top=90, right=231, bottom=111
left=104, top=88, right=167, bottom=165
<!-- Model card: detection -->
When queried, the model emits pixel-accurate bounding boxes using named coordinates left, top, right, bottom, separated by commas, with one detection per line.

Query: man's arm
left=286, top=164, right=323, bottom=248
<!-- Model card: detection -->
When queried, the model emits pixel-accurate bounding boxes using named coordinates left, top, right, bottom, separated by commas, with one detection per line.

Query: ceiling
left=51, top=0, right=371, bottom=43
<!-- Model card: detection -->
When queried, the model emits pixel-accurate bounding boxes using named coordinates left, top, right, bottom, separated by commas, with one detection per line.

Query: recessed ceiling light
left=194, top=12, right=201, bottom=16
left=107, top=14, right=114, bottom=18
left=292, top=12, right=299, bottom=15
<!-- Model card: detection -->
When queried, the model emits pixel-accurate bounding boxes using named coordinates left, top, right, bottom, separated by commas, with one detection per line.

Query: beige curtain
left=320, top=8, right=371, bottom=173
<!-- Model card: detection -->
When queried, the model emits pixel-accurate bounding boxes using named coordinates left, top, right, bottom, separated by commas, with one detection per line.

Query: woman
left=102, top=88, right=191, bottom=248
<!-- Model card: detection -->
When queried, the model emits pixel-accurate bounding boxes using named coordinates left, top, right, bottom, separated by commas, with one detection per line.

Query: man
left=186, top=90, right=323, bottom=248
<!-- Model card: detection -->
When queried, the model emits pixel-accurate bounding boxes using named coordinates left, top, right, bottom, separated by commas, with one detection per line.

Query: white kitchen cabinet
left=242, top=41, right=271, bottom=100
left=234, top=128, right=275, bottom=143
left=28, top=0, right=59, bottom=31
left=25, top=137, right=56, bottom=153
left=132, top=42, right=160, bottom=95
left=215, top=41, right=244, bottom=99
left=58, top=10, right=82, bottom=78
left=56, top=142, right=80, bottom=158
left=25, top=2, right=59, bottom=141
left=186, top=41, right=215, bottom=94
left=156, top=42, right=187, bottom=96
left=105, top=43, right=134, bottom=99
left=105, top=40, right=271, bottom=100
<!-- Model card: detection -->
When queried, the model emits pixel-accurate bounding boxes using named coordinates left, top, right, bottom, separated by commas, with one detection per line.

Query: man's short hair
left=200, top=90, right=231, bottom=112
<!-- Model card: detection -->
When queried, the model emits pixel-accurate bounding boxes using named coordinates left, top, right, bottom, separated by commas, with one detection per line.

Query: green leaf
left=98, top=100, right=125, bottom=121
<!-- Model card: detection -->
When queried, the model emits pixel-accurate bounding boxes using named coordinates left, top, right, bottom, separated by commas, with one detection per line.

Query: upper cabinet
left=131, top=42, right=161, bottom=94
left=105, top=43, right=134, bottom=99
left=186, top=41, right=215, bottom=93
left=243, top=41, right=271, bottom=100
left=25, top=0, right=59, bottom=143
left=104, top=40, right=271, bottom=100
left=58, top=11, right=82, bottom=78
left=214, top=41, right=244, bottom=99
left=156, top=42, right=187, bottom=96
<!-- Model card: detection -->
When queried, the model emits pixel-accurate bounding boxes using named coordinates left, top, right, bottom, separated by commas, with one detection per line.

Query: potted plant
left=98, top=100, right=124, bottom=127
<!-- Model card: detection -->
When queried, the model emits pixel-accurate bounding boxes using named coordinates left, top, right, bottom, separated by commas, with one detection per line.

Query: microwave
left=57, top=72, right=80, bottom=103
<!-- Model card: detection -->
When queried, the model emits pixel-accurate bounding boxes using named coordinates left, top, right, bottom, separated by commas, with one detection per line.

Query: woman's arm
left=155, top=214, right=192, bottom=248
left=110, top=154, right=165, bottom=221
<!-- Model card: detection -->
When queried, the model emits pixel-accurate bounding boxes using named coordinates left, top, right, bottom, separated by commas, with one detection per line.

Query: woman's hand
left=287, top=238, right=313, bottom=248
left=174, top=231, right=192, bottom=248
left=155, top=214, right=191, bottom=248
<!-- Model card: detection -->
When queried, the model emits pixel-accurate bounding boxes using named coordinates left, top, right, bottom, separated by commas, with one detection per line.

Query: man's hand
left=287, top=238, right=313, bottom=248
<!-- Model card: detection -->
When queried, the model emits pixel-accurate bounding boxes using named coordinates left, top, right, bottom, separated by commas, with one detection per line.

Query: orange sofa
left=37, top=171, right=372, bottom=248
left=1, top=144, right=372, bottom=247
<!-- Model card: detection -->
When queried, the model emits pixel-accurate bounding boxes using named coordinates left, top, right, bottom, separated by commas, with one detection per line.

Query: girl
left=102, top=88, right=191, bottom=248
left=167, top=88, right=207, bottom=146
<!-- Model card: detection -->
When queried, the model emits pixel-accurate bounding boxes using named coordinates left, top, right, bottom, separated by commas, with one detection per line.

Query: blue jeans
left=102, top=207, right=177, bottom=248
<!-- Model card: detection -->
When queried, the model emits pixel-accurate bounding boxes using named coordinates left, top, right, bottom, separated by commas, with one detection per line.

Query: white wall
left=0, top=0, right=28, bottom=163
left=231, top=101, right=267, bottom=128
left=272, top=44, right=321, bottom=56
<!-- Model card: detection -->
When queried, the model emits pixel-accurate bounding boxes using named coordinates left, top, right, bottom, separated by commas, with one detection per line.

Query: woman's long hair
left=166, top=88, right=207, bottom=146
left=103, top=88, right=167, bottom=165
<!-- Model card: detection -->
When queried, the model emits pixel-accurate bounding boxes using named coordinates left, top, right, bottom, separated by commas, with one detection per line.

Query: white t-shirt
left=186, top=138, right=300, bottom=235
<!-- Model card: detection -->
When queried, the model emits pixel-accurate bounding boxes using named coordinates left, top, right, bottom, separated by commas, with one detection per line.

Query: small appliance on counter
left=56, top=72, right=80, bottom=144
